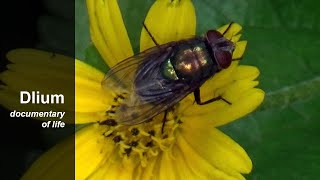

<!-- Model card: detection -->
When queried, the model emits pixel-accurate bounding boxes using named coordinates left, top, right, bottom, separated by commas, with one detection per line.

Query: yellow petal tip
left=233, top=65, right=261, bottom=81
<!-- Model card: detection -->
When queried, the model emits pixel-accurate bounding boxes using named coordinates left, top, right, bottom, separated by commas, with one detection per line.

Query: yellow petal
left=21, top=125, right=113, bottom=180
left=2, top=49, right=74, bottom=100
left=233, top=41, right=247, bottom=60
left=217, top=23, right=242, bottom=40
left=170, top=147, right=199, bottom=179
left=232, top=65, right=260, bottom=81
left=188, top=88, right=265, bottom=127
left=76, top=124, right=115, bottom=179
left=87, top=0, right=133, bottom=67
left=21, top=136, right=75, bottom=180
left=140, top=0, right=196, bottom=51
left=181, top=120, right=253, bottom=175
left=156, top=148, right=229, bottom=179
left=217, top=80, right=260, bottom=103
left=0, top=49, right=74, bottom=122
left=75, top=60, right=113, bottom=123
left=158, top=152, right=178, bottom=180
left=6, top=48, right=73, bottom=67
left=138, top=156, right=160, bottom=180
left=87, top=157, right=139, bottom=180
left=75, top=112, right=107, bottom=124
left=231, top=34, right=242, bottom=43
left=176, top=133, right=245, bottom=180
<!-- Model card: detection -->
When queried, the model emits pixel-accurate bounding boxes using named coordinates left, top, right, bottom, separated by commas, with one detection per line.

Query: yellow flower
left=0, top=0, right=265, bottom=179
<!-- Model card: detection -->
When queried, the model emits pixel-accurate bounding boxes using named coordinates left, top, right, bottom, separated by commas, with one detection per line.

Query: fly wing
left=102, top=43, right=195, bottom=125
left=102, top=44, right=173, bottom=95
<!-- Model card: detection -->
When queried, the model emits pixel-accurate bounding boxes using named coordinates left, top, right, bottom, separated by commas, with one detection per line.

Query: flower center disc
left=99, top=94, right=182, bottom=167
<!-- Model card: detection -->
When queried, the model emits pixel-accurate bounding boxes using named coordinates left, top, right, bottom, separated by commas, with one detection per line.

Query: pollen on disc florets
left=98, top=93, right=182, bottom=167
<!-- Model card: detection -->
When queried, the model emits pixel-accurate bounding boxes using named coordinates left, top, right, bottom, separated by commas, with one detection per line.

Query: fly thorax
left=171, top=42, right=214, bottom=81
left=160, top=59, right=179, bottom=80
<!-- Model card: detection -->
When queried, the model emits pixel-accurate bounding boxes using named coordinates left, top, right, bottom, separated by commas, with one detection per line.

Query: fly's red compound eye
left=206, top=30, right=234, bottom=69
left=214, top=50, right=232, bottom=69
left=206, top=30, right=223, bottom=44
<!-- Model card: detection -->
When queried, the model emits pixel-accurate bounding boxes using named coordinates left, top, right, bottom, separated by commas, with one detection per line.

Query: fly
left=102, top=23, right=240, bottom=125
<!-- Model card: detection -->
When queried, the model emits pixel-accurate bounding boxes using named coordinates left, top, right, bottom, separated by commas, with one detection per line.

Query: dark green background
left=74, top=0, right=320, bottom=179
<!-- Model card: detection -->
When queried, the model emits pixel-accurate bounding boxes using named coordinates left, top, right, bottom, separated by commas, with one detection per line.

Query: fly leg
left=221, top=22, right=244, bottom=61
left=161, top=110, right=168, bottom=134
left=222, top=22, right=234, bottom=36
left=193, top=88, right=231, bottom=105
left=143, top=22, right=160, bottom=47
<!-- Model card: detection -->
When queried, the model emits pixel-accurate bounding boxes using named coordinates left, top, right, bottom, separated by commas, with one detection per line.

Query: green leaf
left=84, top=44, right=110, bottom=73
left=75, top=0, right=91, bottom=60
left=76, top=0, right=320, bottom=179
left=118, top=0, right=153, bottom=53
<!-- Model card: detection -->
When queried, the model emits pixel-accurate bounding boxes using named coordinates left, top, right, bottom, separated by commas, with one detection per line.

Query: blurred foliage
left=75, top=0, right=320, bottom=179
